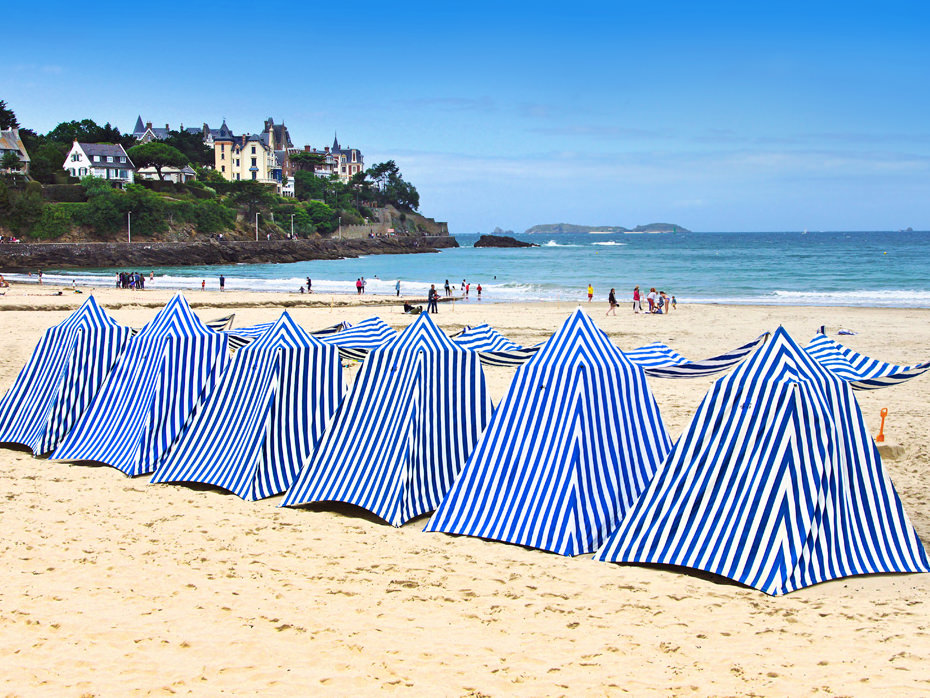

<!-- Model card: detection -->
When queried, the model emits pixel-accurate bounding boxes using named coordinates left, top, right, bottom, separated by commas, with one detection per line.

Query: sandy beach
left=1, top=284, right=929, bottom=695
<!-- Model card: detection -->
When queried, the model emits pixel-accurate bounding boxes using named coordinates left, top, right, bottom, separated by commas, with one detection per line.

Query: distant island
left=525, top=222, right=690, bottom=234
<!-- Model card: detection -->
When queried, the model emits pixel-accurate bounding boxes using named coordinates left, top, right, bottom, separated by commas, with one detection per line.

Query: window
left=236, top=173, right=240, bottom=181
left=251, top=157, right=256, bottom=167
left=251, top=146, right=256, bottom=154
left=119, top=156, right=125, bottom=163
left=71, top=153, right=80, bottom=162
left=106, top=156, right=113, bottom=163
left=221, top=153, right=225, bottom=160
left=235, top=159, right=240, bottom=167
left=251, top=171, right=256, bottom=180
left=221, top=165, right=226, bottom=173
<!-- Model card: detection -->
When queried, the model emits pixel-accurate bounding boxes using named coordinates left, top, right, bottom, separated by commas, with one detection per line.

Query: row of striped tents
left=153, top=312, right=344, bottom=500
left=52, top=294, right=229, bottom=477
left=224, top=322, right=275, bottom=351
left=595, top=326, right=930, bottom=595
left=0, top=296, right=131, bottom=455
left=804, top=333, right=930, bottom=390
left=283, top=311, right=492, bottom=526
left=450, top=324, right=541, bottom=366
left=624, top=334, right=769, bottom=378
left=320, top=317, right=398, bottom=361
left=427, top=309, right=672, bottom=555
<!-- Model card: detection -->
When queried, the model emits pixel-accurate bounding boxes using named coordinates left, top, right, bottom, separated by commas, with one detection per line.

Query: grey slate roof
left=79, top=142, right=134, bottom=168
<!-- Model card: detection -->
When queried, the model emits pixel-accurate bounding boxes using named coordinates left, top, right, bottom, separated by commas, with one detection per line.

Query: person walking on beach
left=395, top=279, right=401, bottom=296
left=587, top=283, right=594, bottom=302
left=356, top=278, right=362, bottom=295
left=647, top=287, right=657, bottom=312
left=476, top=283, right=482, bottom=300
left=201, top=279, right=205, bottom=291
left=444, top=279, right=451, bottom=297
left=361, top=276, right=366, bottom=294
left=671, top=294, right=677, bottom=310
left=465, top=282, right=470, bottom=297
left=428, top=284, right=439, bottom=313
left=633, top=285, right=641, bottom=313
left=306, top=277, right=312, bottom=293
left=219, top=275, right=225, bottom=292
left=606, top=288, right=618, bottom=316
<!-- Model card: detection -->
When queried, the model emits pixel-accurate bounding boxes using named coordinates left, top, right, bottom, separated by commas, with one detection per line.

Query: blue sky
left=5, top=1, right=930, bottom=232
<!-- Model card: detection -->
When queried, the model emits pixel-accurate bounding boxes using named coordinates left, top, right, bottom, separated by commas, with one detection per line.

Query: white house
left=137, top=164, right=197, bottom=184
left=63, top=141, right=135, bottom=185
left=0, top=128, right=31, bottom=174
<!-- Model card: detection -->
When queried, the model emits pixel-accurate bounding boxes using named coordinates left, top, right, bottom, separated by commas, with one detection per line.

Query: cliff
left=474, top=234, right=537, bottom=248
left=0, top=236, right=458, bottom=271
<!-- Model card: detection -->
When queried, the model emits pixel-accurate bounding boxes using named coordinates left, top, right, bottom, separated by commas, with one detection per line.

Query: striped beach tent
left=309, top=320, right=351, bottom=336
left=282, top=311, right=492, bottom=526
left=320, top=317, right=397, bottom=361
left=595, top=326, right=930, bottom=595
left=52, top=294, right=229, bottom=476
left=624, top=334, right=768, bottom=378
left=450, top=324, right=540, bottom=366
left=224, top=322, right=275, bottom=351
left=805, top=333, right=930, bottom=390
left=426, top=309, right=671, bottom=556
left=152, top=311, right=343, bottom=500
left=0, top=296, right=131, bottom=455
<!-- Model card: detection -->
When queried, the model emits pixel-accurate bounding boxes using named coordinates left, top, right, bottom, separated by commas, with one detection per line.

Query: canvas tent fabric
left=804, top=333, right=930, bottom=390
left=624, top=334, right=769, bottom=378
left=282, top=312, right=492, bottom=526
left=0, top=296, right=131, bottom=455
left=426, top=309, right=672, bottom=556
left=131, top=313, right=234, bottom=336
left=595, top=326, right=930, bottom=595
left=320, top=317, right=398, bottom=361
left=153, top=312, right=343, bottom=500
left=450, top=324, right=540, bottom=367
left=52, top=294, right=229, bottom=476
left=224, top=322, right=275, bottom=351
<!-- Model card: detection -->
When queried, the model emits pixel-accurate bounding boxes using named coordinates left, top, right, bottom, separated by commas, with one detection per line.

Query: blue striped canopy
left=595, top=326, right=930, bottom=595
left=320, top=317, right=397, bottom=360
left=0, top=296, right=131, bottom=455
left=152, top=312, right=343, bottom=500
left=426, top=309, right=672, bottom=556
left=624, top=334, right=769, bottom=378
left=224, top=322, right=275, bottom=351
left=450, top=324, right=540, bottom=367
left=282, top=311, right=492, bottom=526
left=805, top=333, right=930, bottom=390
left=52, top=294, right=229, bottom=476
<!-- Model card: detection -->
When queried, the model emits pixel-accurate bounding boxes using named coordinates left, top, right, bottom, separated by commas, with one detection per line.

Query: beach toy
left=876, top=407, right=888, bottom=442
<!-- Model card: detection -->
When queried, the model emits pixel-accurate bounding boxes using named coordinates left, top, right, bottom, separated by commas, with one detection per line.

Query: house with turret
left=212, top=118, right=293, bottom=196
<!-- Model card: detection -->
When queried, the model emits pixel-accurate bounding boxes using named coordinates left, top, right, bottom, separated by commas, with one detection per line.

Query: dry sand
left=1, top=284, right=929, bottom=696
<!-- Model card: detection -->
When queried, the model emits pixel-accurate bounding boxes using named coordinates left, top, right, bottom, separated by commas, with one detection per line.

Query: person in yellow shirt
left=587, top=284, right=594, bottom=302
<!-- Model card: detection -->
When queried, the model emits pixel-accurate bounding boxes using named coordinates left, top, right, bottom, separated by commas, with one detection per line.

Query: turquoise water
left=23, top=230, right=930, bottom=307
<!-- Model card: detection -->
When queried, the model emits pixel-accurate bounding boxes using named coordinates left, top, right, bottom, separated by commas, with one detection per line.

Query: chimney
left=145, top=121, right=152, bottom=129
left=166, top=123, right=170, bottom=131
left=180, top=123, right=184, bottom=130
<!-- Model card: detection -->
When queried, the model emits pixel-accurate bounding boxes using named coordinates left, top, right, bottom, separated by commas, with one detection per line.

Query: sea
left=14, top=230, right=930, bottom=308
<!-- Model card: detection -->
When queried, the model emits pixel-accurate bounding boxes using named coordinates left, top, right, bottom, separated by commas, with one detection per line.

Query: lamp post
left=290, top=213, right=295, bottom=239
left=255, top=212, right=260, bottom=241
left=127, top=211, right=131, bottom=243
left=338, top=216, right=342, bottom=240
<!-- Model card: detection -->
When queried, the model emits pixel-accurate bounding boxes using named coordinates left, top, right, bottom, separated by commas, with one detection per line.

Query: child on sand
left=587, top=284, right=594, bottom=302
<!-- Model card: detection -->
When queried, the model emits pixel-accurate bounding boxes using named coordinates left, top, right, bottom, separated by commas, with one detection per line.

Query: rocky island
left=473, top=234, right=538, bottom=248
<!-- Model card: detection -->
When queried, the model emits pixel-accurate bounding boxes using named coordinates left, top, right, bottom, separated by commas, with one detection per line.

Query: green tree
left=163, top=129, right=213, bottom=167
left=27, top=142, right=70, bottom=184
left=0, top=100, right=18, bottom=129
left=1, top=151, right=21, bottom=172
left=289, top=150, right=325, bottom=172
left=127, top=142, right=188, bottom=180
left=227, top=180, right=277, bottom=220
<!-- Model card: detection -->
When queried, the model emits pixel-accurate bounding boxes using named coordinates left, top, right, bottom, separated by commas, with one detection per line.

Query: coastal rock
left=474, top=234, right=538, bottom=248
left=0, top=236, right=459, bottom=270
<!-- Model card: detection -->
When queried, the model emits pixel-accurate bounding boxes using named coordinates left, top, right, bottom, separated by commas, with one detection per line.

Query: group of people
left=116, top=271, right=151, bottom=290
left=601, top=285, right=677, bottom=316
left=355, top=277, right=367, bottom=295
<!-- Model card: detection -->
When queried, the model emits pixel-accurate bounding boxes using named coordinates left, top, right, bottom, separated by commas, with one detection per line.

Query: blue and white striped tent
left=805, top=333, right=930, bottom=390
left=152, top=311, right=343, bottom=500
left=450, top=324, right=540, bottom=366
left=224, top=322, right=275, bottom=350
left=282, top=311, right=492, bottom=526
left=0, top=296, right=131, bottom=455
left=595, top=326, right=930, bottom=595
left=52, top=294, right=229, bottom=476
left=320, top=317, right=397, bottom=361
left=624, top=335, right=768, bottom=378
left=426, top=309, right=672, bottom=556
